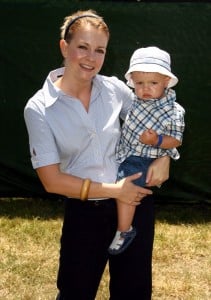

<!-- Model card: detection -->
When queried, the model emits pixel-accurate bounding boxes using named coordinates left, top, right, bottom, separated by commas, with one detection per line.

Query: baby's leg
left=108, top=201, right=137, bottom=255
left=116, top=200, right=135, bottom=232
left=108, top=156, right=153, bottom=255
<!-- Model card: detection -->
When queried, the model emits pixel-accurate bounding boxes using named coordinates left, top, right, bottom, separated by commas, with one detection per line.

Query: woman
left=24, top=9, right=170, bottom=300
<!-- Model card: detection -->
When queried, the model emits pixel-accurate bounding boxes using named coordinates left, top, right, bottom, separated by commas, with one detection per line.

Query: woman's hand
left=146, top=156, right=170, bottom=187
left=115, top=173, right=152, bottom=206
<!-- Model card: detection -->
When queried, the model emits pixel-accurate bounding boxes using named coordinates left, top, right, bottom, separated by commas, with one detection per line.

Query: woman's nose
left=87, top=50, right=96, bottom=60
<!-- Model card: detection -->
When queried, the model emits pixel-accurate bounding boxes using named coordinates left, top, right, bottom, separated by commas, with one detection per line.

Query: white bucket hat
left=125, top=46, right=178, bottom=88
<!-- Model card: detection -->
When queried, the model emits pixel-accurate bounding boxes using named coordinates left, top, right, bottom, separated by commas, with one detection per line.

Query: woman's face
left=61, top=24, right=108, bottom=82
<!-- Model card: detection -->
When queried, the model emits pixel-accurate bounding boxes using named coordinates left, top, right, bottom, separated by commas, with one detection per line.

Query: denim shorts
left=117, top=155, right=155, bottom=187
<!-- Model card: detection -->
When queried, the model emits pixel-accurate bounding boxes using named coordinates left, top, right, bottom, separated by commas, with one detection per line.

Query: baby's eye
left=78, top=45, right=87, bottom=50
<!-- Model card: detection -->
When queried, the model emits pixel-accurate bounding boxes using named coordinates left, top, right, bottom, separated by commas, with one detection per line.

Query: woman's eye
left=96, top=49, right=105, bottom=54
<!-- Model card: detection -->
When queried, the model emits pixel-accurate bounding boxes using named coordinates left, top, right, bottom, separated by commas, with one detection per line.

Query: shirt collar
left=42, top=67, right=65, bottom=108
left=42, top=67, right=102, bottom=108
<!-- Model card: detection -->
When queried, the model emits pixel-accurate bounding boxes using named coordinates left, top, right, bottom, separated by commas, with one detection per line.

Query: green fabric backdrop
left=0, top=1, right=210, bottom=202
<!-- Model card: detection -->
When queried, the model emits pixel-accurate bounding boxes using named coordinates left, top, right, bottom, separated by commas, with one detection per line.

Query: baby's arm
left=140, top=128, right=181, bottom=149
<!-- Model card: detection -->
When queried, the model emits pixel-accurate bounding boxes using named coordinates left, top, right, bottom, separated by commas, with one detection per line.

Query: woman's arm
left=36, top=164, right=152, bottom=205
left=146, top=156, right=170, bottom=187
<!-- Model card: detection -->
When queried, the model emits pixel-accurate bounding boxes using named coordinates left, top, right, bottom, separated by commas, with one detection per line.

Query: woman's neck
left=55, top=73, right=92, bottom=112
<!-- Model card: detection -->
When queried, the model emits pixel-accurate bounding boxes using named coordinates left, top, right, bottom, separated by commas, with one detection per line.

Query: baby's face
left=131, top=72, right=170, bottom=100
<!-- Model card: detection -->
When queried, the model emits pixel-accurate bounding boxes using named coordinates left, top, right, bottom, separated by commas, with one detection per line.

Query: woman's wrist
left=80, top=178, right=92, bottom=201
left=87, top=181, right=118, bottom=200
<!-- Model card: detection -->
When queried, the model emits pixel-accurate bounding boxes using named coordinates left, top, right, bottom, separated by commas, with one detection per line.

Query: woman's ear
left=60, top=39, right=68, bottom=58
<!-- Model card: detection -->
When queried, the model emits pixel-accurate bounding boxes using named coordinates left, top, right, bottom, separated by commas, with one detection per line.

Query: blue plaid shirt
left=116, top=89, right=185, bottom=162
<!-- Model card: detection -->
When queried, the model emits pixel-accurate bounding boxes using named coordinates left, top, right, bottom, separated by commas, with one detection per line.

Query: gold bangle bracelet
left=80, top=178, right=91, bottom=201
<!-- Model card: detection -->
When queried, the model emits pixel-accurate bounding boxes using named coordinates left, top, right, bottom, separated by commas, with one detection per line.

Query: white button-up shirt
left=24, top=68, right=133, bottom=183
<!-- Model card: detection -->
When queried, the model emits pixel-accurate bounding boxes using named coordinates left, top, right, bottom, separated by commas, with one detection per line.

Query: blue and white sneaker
left=108, top=227, right=137, bottom=255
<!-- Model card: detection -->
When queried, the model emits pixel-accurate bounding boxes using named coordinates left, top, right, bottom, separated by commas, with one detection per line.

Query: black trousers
left=57, top=196, right=155, bottom=300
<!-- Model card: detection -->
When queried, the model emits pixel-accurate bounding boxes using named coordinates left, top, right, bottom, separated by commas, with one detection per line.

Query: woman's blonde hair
left=60, top=9, right=110, bottom=42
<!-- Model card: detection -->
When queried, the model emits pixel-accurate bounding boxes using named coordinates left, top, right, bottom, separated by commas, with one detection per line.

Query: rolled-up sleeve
left=24, top=95, right=60, bottom=169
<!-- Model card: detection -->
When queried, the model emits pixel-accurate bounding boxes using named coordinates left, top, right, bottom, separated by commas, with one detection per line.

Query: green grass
left=0, top=198, right=210, bottom=300
left=152, top=204, right=211, bottom=300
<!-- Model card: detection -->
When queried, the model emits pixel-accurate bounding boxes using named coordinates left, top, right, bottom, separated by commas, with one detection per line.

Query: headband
left=64, top=14, right=100, bottom=40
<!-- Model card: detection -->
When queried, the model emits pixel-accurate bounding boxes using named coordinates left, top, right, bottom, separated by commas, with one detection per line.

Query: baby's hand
left=140, top=129, right=158, bottom=146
